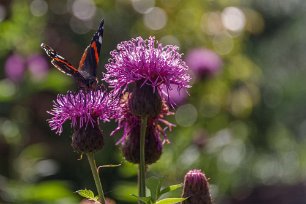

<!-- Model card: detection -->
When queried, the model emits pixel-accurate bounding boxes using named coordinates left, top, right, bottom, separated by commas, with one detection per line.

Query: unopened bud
left=128, top=81, right=162, bottom=117
left=71, top=121, right=104, bottom=153
left=182, top=169, right=212, bottom=204
left=121, top=123, right=162, bottom=164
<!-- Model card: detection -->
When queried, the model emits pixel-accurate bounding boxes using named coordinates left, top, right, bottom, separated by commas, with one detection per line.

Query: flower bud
left=71, top=121, right=104, bottom=153
left=80, top=197, right=116, bottom=204
left=182, top=169, right=212, bottom=204
left=128, top=81, right=162, bottom=117
left=121, top=123, right=162, bottom=164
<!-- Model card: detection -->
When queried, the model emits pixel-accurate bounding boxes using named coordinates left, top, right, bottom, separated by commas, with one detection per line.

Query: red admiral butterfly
left=41, top=19, right=104, bottom=90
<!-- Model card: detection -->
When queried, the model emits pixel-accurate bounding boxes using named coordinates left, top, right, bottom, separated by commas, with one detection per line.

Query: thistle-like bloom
left=111, top=94, right=174, bottom=163
left=185, top=48, right=222, bottom=78
left=5, top=54, right=26, bottom=82
left=121, top=122, right=163, bottom=164
left=111, top=93, right=174, bottom=145
left=48, top=90, right=116, bottom=135
left=182, top=169, right=212, bottom=204
left=104, top=36, right=191, bottom=101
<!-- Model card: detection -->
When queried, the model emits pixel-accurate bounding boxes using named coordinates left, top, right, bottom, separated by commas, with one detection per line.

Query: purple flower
left=111, top=95, right=174, bottom=163
left=48, top=90, right=116, bottom=135
left=121, top=121, right=163, bottom=164
left=5, top=54, right=26, bottom=82
left=182, top=169, right=212, bottom=204
left=162, top=84, right=188, bottom=105
left=185, top=48, right=222, bottom=78
left=111, top=94, right=174, bottom=145
left=104, top=36, right=191, bottom=100
left=28, top=54, right=49, bottom=80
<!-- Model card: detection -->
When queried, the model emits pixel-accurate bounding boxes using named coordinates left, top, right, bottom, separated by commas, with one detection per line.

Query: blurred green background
left=1, top=0, right=306, bottom=203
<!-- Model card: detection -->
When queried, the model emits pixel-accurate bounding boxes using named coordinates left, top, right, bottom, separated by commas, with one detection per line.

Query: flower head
left=182, top=169, right=212, bottom=204
left=5, top=54, right=26, bottom=82
left=48, top=90, right=116, bottom=135
left=28, top=54, right=49, bottom=80
left=121, top=122, right=163, bottom=164
left=163, top=84, right=188, bottom=105
left=104, top=36, right=191, bottom=100
left=185, top=48, right=222, bottom=78
left=111, top=93, right=174, bottom=145
left=111, top=94, right=174, bottom=163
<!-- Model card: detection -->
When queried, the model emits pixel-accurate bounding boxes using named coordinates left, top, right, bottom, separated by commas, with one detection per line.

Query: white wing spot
left=99, top=36, right=102, bottom=43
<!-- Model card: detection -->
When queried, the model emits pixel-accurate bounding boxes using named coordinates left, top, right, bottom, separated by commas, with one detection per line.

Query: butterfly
left=41, top=19, right=104, bottom=90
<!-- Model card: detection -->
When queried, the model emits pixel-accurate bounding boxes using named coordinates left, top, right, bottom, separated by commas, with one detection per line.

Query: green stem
left=86, top=152, right=106, bottom=204
left=138, top=116, right=148, bottom=203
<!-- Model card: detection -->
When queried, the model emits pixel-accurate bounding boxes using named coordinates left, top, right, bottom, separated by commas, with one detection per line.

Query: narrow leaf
left=146, top=177, right=162, bottom=201
left=76, top=189, right=97, bottom=201
left=159, top=184, right=183, bottom=196
left=156, top=197, right=187, bottom=204
left=130, top=194, right=151, bottom=203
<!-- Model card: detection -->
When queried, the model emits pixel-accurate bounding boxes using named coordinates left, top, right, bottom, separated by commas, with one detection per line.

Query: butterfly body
left=41, top=19, right=104, bottom=91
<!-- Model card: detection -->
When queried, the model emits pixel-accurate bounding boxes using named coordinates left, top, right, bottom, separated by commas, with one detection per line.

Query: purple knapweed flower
left=162, top=84, right=188, bottom=105
left=111, top=94, right=174, bottom=163
left=48, top=90, right=116, bottom=135
left=5, top=54, right=26, bottom=82
left=111, top=94, right=174, bottom=145
left=185, top=48, right=222, bottom=79
left=182, top=169, right=212, bottom=204
left=104, top=36, right=191, bottom=102
left=28, top=54, right=49, bottom=80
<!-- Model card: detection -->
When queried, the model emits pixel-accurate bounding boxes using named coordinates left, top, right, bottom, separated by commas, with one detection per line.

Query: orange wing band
left=91, top=42, right=99, bottom=63
left=56, top=58, right=79, bottom=72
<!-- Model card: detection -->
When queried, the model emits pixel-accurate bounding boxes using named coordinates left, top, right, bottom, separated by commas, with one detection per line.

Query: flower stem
left=138, top=116, right=148, bottom=203
left=86, top=152, right=106, bottom=204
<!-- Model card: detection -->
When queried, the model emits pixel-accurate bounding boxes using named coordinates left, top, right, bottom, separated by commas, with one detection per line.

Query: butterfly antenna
left=40, top=43, right=57, bottom=58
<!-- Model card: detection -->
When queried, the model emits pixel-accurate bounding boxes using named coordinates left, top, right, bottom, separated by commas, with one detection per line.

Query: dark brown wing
left=78, top=19, right=104, bottom=77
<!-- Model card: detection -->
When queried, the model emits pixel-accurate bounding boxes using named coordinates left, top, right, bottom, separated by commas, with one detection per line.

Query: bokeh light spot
left=30, top=0, right=48, bottom=17
left=160, top=35, right=180, bottom=47
left=36, top=160, right=59, bottom=177
left=131, top=0, right=155, bottom=14
left=72, top=0, right=96, bottom=20
left=0, top=80, right=16, bottom=98
left=221, top=7, right=246, bottom=32
left=0, top=5, right=6, bottom=22
left=218, top=139, right=246, bottom=172
left=230, top=88, right=253, bottom=118
left=178, top=146, right=199, bottom=166
left=201, top=12, right=223, bottom=35
left=0, top=119, right=20, bottom=144
left=69, top=17, right=91, bottom=34
left=213, top=34, right=234, bottom=55
left=175, top=104, right=198, bottom=127
left=143, top=7, right=167, bottom=30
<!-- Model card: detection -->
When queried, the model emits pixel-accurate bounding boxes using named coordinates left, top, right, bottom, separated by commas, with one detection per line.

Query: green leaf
left=159, top=184, right=183, bottom=196
left=156, top=197, right=187, bottom=204
left=130, top=194, right=152, bottom=203
left=146, top=177, right=162, bottom=201
left=112, top=182, right=138, bottom=202
left=76, top=189, right=97, bottom=201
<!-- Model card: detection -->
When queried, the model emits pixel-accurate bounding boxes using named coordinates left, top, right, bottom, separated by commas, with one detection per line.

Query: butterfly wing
left=41, top=43, right=82, bottom=78
left=78, top=19, right=104, bottom=77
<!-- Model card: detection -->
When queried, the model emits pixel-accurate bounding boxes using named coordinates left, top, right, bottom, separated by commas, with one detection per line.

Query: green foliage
left=155, top=198, right=187, bottom=204
left=131, top=177, right=184, bottom=204
left=76, top=189, right=99, bottom=202
left=3, top=181, right=77, bottom=204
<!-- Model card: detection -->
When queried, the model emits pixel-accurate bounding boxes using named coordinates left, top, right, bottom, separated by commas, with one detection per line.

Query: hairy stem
left=138, top=116, right=148, bottom=203
left=86, top=152, right=106, bottom=204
